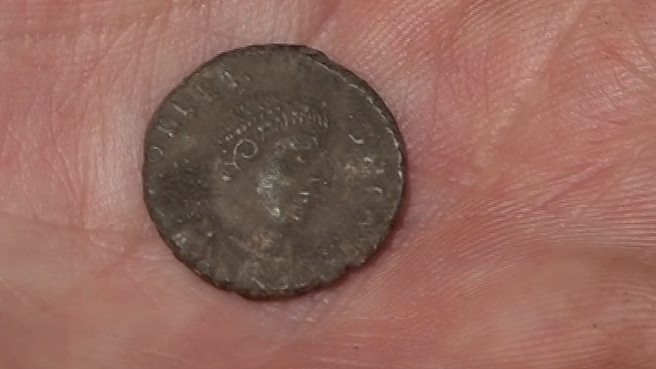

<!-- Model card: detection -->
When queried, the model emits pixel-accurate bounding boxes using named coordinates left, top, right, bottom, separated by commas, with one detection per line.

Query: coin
left=143, top=44, right=405, bottom=299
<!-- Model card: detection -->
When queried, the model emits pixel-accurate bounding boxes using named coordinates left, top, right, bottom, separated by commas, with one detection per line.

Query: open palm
left=1, top=1, right=655, bottom=368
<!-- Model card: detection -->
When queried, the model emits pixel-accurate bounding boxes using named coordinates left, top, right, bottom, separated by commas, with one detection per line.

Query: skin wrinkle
left=605, top=42, right=656, bottom=94
left=587, top=145, right=647, bottom=211
left=301, top=0, right=342, bottom=45
left=619, top=2, right=656, bottom=75
left=1, top=82, right=56, bottom=167
left=524, top=159, right=614, bottom=210
left=0, top=0, right=196, bottom=39
left=133, top=349, right=207, bottom=369
left=552, top=54, right=656, bottom=136
left=0, top=115, right=14, bottom=164
left=2, top=24, right=158, bottom=230
left=447, top=255, right=656, bottom=367
left=467, top=0, right=594, bottom=184
left=0, top=222, right=145, bottom=314
left=0, top=276, right=38, bottom=330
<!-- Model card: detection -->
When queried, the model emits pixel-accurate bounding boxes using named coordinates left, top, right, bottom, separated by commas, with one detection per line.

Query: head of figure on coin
left=212, top=94, right=330, bottom=232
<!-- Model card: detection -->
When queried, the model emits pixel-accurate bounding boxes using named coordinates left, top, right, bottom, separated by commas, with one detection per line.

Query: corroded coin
left=143, top=44, right=405, bottom=299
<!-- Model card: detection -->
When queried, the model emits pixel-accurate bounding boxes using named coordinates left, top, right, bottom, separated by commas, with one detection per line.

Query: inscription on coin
left=143, top=44, right=405, bottom=299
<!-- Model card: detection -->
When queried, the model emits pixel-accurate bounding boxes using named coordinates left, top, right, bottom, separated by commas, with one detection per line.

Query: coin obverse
left=143, top=44, right=405, bottom=299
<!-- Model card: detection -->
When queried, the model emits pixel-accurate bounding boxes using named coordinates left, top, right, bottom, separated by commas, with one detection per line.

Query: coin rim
left=143, top=44, right=407, bottom=299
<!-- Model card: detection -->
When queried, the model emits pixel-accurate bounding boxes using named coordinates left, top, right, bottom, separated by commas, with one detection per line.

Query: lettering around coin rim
left=143, top=44, right=406, bottom=299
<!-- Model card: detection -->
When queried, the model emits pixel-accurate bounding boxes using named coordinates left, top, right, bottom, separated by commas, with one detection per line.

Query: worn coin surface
left=143, top=44, right=405, bottom=299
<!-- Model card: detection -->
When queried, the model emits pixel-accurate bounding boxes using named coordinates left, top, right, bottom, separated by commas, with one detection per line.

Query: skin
left=0, top=0, right=655, bottom=368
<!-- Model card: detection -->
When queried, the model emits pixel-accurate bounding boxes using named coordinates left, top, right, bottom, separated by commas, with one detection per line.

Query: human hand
left=1, top=1, right=655, bottom=368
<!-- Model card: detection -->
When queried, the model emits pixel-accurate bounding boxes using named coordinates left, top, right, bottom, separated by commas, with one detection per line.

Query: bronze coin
left=143, top=44, right=405, bottom=299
